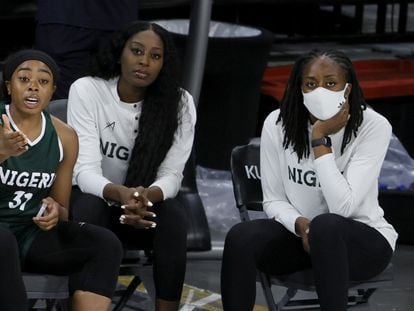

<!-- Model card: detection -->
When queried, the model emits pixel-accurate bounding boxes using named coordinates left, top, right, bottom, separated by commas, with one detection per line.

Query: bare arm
left=48, top=116, right=79, bottom=220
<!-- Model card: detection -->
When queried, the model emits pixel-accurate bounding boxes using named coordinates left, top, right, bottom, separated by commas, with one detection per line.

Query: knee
left=70, top=191, right=110, bottom=225
left=224, top=222, right=253, bottom=252
left=309, top=213, right=347, bottom=244
left=105, top=230, right=123, bottom=260
left=93, top=226, right=123, bottom=264
left=157, top=199, right=189, bottom=231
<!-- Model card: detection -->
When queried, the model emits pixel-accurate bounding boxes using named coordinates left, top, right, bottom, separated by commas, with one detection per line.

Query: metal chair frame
left=23, top=273, right=69, bottom=311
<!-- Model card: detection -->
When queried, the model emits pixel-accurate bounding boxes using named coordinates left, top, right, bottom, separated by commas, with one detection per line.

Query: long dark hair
left=89, top=21, right=183, bottom=187
left=277, top=49, right=366, bottom=161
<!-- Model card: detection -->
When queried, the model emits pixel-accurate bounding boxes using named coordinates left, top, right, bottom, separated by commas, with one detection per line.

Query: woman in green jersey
left=0, top=49, right=123, bottom=311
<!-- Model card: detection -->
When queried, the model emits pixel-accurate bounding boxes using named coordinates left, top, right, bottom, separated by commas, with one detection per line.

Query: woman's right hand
left=0, top=114, right=28, bottom=161
left=295, top=216, right=311, bottom=253
left=301, top=230, right=310, bottom=254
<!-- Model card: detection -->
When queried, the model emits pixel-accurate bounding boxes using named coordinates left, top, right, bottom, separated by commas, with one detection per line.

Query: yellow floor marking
left=118, top=276, right=267, bottom=310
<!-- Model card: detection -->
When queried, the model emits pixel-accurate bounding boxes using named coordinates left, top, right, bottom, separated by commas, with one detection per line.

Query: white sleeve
left=260, top=114, right=302, bottom=235
left=315, top=115, right=392, bottom=217
left=150, top=91, right=196, bottom=199
left=67, top=81, right=112, bottom=198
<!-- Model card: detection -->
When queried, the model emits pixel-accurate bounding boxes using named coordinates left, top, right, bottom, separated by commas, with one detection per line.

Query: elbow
left=263, top=202, right=277, bottom=219
left=74, top=171, right=89, bottom=194
left=330, top=197, right=357, bottom=218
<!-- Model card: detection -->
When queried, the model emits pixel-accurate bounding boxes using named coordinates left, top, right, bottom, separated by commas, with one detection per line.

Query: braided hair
left=277, top=49, right=366, bottom=161
left=89, top=21, right=183, bottom=187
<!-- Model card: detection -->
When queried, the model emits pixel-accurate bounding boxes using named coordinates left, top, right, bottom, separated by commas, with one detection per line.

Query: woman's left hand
left=32, top=197, right=60, bottom=231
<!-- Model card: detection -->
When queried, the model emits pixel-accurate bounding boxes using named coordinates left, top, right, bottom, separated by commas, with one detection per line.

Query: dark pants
left=221, top=213, right=393, bottom=311
left=25, top=221, right=123, bottom=298
left=70, top=187, right=188, bottom=301
left=0, top=227, right=28, bottom=311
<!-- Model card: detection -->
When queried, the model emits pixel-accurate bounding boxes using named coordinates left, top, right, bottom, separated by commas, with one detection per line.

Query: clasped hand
left=119, top=186, right=156, bottom=229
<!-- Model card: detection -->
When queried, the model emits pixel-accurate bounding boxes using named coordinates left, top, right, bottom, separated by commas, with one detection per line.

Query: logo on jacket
left=103, top=121, right=116, bottom=131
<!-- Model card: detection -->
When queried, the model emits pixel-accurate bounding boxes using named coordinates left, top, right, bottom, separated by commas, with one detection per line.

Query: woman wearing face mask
left=220, top=49, right=397, bottom=311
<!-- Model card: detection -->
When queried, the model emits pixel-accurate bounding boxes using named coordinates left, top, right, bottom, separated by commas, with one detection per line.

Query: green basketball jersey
left=0, top=103, right=62, bottom=260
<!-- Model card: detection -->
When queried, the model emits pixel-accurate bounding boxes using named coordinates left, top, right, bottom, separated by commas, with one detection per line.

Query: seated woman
left=67, top=21, right=196, bottom=311
left=220, top=49, right=398, bottom=311
left=0, top=49, right=123, bottom=311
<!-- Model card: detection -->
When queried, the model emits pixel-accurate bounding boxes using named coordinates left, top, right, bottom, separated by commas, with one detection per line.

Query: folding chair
left=23, top=253, right=149, bottom=311
left=112, top=189, right=217, bottom=310
left=48, top=98, right=68, bottom=123
left=112, top=248, right=155, bottom=311
left=230, top=138, right=394, bottom=310
left=23, top=273, right=69, bottom=311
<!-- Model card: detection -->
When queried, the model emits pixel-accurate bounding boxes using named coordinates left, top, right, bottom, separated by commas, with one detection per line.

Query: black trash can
left=154, top=19, right=273, bottom=170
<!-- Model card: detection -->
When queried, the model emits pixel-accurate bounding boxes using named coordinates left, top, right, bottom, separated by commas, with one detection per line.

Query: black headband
left=3, top=49, right=59, bottom=84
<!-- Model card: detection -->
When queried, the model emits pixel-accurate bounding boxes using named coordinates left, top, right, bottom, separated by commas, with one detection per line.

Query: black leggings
left=0, top=227, right=28, bottom=311
left=221, top=213, right=393, bottom=311
left=70, top=187, right=188, bottom=301
left=24, top=221, right=123, bottom=298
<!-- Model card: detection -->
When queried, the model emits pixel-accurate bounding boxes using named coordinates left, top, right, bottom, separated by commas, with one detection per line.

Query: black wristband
left=311, top=136, right=332, bottom=148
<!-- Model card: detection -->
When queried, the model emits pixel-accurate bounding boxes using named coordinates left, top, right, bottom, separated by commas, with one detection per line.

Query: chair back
left=230, top=138, right=263, bottom=212
left=48, top=99, right=68, bottom=122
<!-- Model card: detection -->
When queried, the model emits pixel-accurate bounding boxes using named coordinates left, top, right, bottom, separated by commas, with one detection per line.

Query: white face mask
left=302, top=83, right=348, bottom=120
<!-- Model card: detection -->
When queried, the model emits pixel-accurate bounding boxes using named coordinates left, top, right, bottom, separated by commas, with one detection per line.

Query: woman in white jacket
left=67, top=21, right=196, bottom=311
left=221, top=49, right=397, bottom=311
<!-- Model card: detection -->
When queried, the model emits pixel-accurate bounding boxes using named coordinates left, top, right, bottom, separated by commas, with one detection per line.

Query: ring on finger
left=133, top=191, right=139, bottom=198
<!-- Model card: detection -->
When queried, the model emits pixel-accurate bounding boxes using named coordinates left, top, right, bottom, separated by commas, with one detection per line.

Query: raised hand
left=0, top=114, right=28, bottom=161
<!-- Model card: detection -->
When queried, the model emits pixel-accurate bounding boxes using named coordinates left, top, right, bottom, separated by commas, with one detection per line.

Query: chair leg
left=28, top=299, right=37, bottom=310
left=258, top=272, right=278, bottom=311
left=277, top=287, right=298, bottom=310
left=113, top=276, right=142, bottom=311
left=27, top=299, right=67, bottom=311
left=57, top=299, right=69, bottom=311
left=46, top=299, right=58, bottom=311
left=355, top=288, right=377, bottom=304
